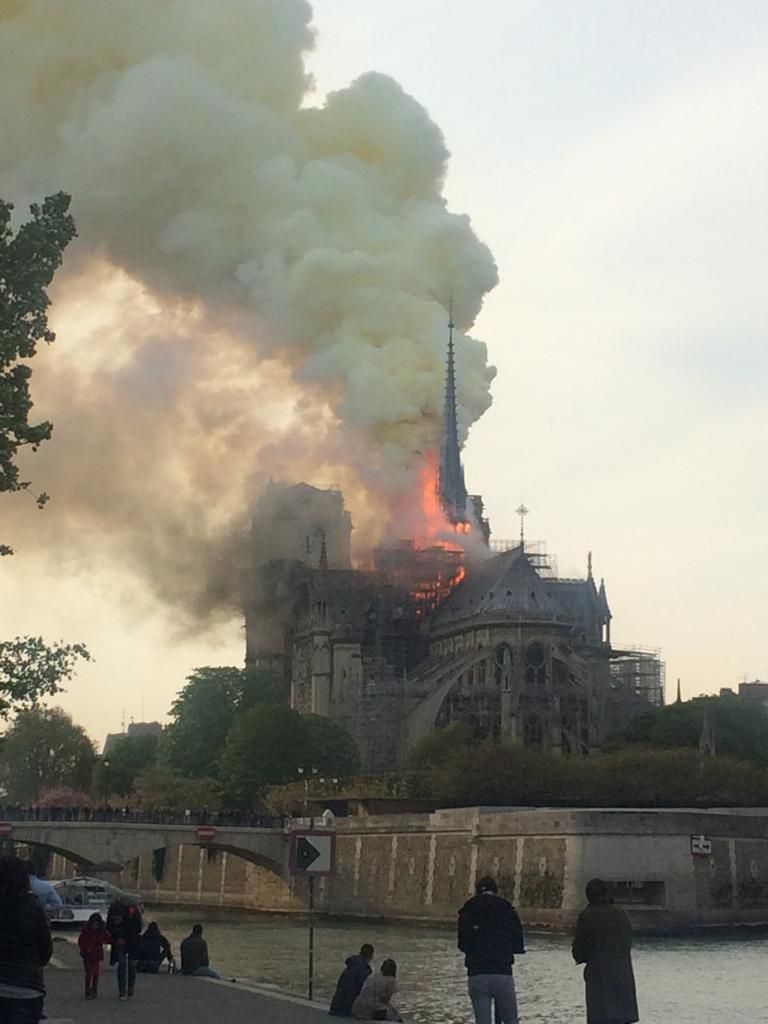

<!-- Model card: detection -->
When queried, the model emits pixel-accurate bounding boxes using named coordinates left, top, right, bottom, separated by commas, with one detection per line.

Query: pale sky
left=1, top=0, right=766, bottom=746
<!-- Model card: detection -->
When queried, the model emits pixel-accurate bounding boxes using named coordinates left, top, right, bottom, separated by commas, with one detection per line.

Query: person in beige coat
left=351, top=959, right=403, bottom=1021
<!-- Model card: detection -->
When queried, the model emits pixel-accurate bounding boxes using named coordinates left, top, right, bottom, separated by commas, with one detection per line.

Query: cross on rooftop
left=515, top=503, right=529, bottom=548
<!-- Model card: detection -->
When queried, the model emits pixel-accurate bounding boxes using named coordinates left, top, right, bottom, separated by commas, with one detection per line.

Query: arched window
left=494, top=644, right=514, bottom=691
left=524, top=714, right=544, bottom=749
left=524, top=642, right=546, bottom=691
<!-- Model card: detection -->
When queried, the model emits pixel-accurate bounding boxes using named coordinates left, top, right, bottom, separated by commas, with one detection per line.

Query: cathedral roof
left=433, top=545, right=564, bottom=624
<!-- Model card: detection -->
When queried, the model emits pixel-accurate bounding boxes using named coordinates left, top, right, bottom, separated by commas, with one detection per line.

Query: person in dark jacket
left=0, top=854, right=53, bottom=1024
left=136, top=922, right=173, bottom=974
left=329, top=943, right=374, bottom=1016
left=458, top=876, right=525, bottom=1024
left=572, top=878, right=639, bottom=1024
left=77, top=912, right=110, bottom=999
left=106, top=898, right=143, bottom=1000
left=180, top=924, right=220, bottom=978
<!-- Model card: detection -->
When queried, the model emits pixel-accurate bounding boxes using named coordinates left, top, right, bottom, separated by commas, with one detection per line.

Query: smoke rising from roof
left=0, top=0, right=497, bottom=622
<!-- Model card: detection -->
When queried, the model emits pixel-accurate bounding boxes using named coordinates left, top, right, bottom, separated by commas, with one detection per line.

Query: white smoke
left=0, top=0, right=497, bottom=619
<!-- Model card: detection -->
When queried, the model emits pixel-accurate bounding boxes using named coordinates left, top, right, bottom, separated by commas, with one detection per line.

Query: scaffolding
left=610, top=646, right=666, bottom=707
left=488, top=539, right=559, bottom=578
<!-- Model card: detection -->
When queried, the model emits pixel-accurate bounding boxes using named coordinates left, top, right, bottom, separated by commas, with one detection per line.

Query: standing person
left=106, top=898, right=143, bottom=1000
left=25, top=862, right=63, bottom=919
left=351, top=959, right=402, bottom=1022
left=329, top=943, right=374, bottom=1016
left=77, top=913, right=110, bottom=999
left=180, top=924, right=220, bottom=979
left=0, top=854, right=53, bottom=1024
left=572, top=878, right=639, bottom=1024
left=458, top=876, right=525, bottom=1024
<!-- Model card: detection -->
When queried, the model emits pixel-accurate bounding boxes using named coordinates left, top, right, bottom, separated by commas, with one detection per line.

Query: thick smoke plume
left=0, top=0, right=497, bottom=621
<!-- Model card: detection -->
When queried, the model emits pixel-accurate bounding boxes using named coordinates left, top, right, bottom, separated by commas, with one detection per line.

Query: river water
left=149, top=908, right=766, bottom=1023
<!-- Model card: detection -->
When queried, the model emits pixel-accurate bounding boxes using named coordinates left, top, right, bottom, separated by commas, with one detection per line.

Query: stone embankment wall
left=48, top=807, right=768, bottom=932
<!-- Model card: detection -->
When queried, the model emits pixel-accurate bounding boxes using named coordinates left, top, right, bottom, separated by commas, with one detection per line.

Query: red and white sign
left=0, top=823, right=12, bottom=838
left=196, top=826, right=216, bottom=842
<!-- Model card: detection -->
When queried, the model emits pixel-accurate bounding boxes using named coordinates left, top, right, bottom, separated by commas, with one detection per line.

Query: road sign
left=690, top=833, right=712, bottom=856
left=290, top=831, right=335, bottom=875
left=0, top=823, right=12, bottom=838
left=197, top=826, right=216, bottom=843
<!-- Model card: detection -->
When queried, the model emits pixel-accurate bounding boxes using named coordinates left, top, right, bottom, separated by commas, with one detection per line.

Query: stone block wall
left=46, top=808, right=768, bottom=932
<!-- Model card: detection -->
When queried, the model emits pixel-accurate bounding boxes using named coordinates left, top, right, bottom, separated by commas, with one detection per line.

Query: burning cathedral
left=245, top=315, right=663, bottom=771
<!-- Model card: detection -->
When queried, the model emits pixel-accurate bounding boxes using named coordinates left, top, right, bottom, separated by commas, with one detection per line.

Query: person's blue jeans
left=117, top=953, right=137, bottom=995
left=0, top=996, right=44, bottom=1024
left=186, top=966, right=220, bottom=979
left=468, top=973, right=519, bottom=1024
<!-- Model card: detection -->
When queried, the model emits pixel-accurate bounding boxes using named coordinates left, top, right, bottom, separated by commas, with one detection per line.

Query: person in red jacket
left=77, top=913, right=111, bottom=999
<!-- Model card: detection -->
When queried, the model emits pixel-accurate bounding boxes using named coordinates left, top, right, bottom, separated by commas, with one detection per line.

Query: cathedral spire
left=438, top=299, right=468, bottom=523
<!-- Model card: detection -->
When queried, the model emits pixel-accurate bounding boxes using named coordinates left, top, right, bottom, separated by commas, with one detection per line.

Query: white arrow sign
left=291, top=831, right=335, bottom=875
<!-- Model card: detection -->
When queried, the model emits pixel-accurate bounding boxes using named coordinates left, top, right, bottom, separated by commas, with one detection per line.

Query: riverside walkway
left=46, top=939, right=329, bottom=1024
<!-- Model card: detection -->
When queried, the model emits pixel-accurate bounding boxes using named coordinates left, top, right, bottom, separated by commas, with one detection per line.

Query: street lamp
left=297, top=766, right=319, bottom=820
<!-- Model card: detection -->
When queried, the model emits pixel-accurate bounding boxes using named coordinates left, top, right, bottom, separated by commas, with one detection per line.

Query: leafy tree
left=37, top=785, right=92, bottom=807
left=614, top=694, right=768, bottom=766
left=220, top=707, right=360, bottom=806
left=0, top=192, right=77, bottom=544
left=422, top=743, right=768, bottom=808
left=93, top=733, right=160, bottom=797
left=300, top=714, right=362, bottom=778
left=407, top=722, right=475, bottom=771
left=0, top=636, right=90, bottom=718
left=0, top=707, right=96, bottom=803
left=164, top=665, right=284, bottom=778
left=131, top=768, right=221, bottom=811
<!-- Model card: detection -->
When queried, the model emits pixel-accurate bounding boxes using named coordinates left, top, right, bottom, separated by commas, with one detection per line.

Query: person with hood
left=136, top=922, right=174, bottom=974
left=0, top=854, right=52, bottom=1024
left=572, top=878, right=639, bottom=1024
left=329, top=943, right=374, bottom=1016
left=351, top=959, right=402, bottom=1022
left=77, top=913, right=111, bottom=999
left=458, top=876, right=525, bottom=1024
left=180, top=924, right=220, bottom=978
left=106, top=897, right=143, bottom=1000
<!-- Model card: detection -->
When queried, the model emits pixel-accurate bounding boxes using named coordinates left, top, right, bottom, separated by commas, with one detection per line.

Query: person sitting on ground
left=351, top=959, right=402, bottom=1022
left=180, top=924, right=220, bottom=979
left=136, top=921, right=174, bottom=974
left=78, top=912, right=111, bottom=999
left=0, top=854, right=53, bottom=1023
left=329, top=943, right=374, bottom=1016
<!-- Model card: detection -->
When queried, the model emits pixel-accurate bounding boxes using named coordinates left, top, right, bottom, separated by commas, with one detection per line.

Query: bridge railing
left=0, top=806, right=286, bottom=829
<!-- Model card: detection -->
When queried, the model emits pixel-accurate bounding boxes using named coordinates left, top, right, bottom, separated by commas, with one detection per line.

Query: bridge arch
left=5, top=824, right=290, bottom=883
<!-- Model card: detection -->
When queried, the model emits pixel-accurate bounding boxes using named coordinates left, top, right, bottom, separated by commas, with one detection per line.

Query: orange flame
left=398, top=451, right=469, bottom=611
left=417, top=451, right=472, bottom=548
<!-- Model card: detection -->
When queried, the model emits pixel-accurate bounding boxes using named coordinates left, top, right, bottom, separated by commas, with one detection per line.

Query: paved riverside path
left=46, top=939, right=330, bottom=1024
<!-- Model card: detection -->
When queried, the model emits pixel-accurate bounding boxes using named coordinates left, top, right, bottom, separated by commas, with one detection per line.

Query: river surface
left=146, top=908, right=766, bottom=1023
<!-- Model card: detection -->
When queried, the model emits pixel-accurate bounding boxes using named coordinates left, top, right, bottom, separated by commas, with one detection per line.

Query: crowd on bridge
left=0, top=804, right=285, bottom=828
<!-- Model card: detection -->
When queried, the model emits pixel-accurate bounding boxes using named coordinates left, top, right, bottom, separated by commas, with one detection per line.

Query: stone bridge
left=3, top=820, right=291, bottom=876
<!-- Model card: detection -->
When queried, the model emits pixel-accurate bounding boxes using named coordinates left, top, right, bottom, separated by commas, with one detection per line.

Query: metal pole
left=308, top=874, right=315, bottom=1000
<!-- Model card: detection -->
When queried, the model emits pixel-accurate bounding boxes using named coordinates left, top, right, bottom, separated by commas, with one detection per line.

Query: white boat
left=49, top=876, right=140, bottom=927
